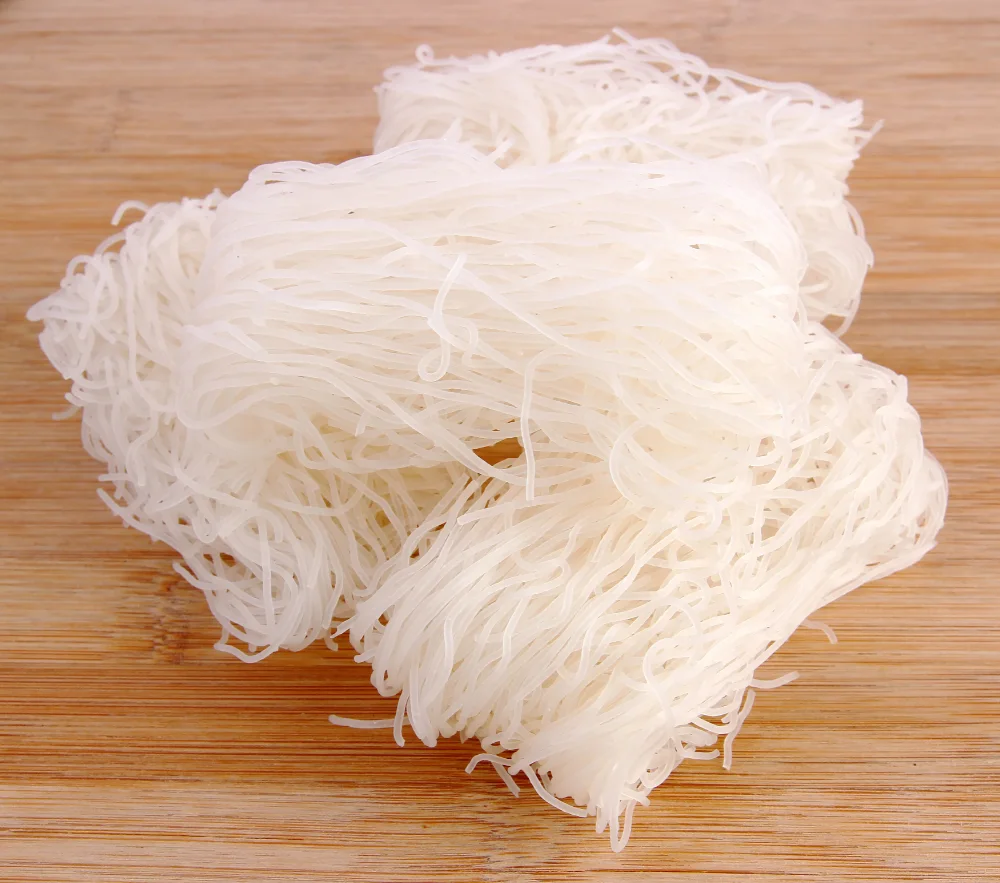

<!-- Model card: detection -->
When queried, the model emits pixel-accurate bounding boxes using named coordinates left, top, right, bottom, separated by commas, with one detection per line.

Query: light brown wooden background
left=2, top=1, right=998, bottom=880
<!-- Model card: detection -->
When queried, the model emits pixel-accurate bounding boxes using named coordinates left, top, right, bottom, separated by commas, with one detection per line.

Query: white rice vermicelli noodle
left=341, top=336, right=945, bottom=849
left=375, top=30, right=874, bottom=331
left=183, top=143, right=810, bottom=492
left=27, top=188, right=468, bottom=659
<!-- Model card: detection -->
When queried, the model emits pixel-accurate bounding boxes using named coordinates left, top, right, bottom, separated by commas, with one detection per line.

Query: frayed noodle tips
left=29, top=49, right=945, bottom=852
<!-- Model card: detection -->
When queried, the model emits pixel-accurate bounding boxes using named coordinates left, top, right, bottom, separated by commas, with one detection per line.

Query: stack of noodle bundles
left=28, top=35, right=947, bottom=850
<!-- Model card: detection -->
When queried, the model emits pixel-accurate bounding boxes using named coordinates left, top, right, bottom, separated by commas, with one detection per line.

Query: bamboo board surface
left=1, top=1, right=999, bottom=880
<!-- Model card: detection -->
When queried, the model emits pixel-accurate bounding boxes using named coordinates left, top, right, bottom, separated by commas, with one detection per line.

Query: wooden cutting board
left=2, top=1, right=998, bottom=880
